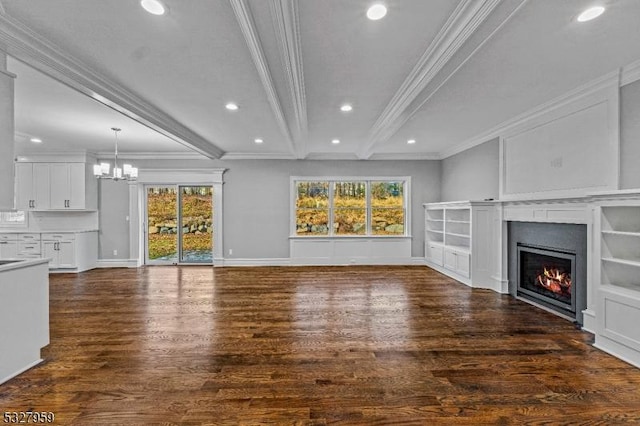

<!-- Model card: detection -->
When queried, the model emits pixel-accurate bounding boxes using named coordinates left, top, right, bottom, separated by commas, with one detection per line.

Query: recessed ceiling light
left=140, top=0, right=165, bottom=15
left=340, top=104, right=353, bottom=112
left=225, top=103, right=239, bottom=111
left=577, top=6, right=605, bottom=22
left=367, top=4, right=387, bottom=20
left=331, top=139, right=340, bottom=144
left=407, top=139, right=416, bottom=144
left=254, top=138, right=263, bottom=144
left=30, top=138, right=42, bottom=143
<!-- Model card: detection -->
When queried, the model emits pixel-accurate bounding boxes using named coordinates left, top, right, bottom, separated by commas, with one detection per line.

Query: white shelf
left=427, top=219, right=444, bottom=222
left=602, top=230, right=640, bottom=238
left=427, top=230, right=444, bottom=234
left=446, top=220, right=471, bottom=224
left=446, top=232, right=470, bottom=239
left=602, top=257, right=640, bottom=268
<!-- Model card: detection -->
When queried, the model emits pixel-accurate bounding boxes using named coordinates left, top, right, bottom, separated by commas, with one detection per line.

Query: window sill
left=289, top=235, right=412, bottom=240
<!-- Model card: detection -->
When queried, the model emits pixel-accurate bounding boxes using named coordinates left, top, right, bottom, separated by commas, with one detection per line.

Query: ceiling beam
left=0, top=12, right=224, bottom=159
left=229, top=0, right=300, bottom=158
left=270, top=0, right=308, bottom=156
left=357, top=0, right=502, bottom=159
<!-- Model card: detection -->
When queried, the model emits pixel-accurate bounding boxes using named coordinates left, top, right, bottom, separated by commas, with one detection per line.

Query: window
left=293, top=177, right=409, bottom=237
left=0, top=210, right=26, bottom=227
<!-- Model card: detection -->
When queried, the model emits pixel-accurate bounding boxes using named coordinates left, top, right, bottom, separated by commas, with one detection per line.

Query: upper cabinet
left=15, top=161, right=97, bottom=211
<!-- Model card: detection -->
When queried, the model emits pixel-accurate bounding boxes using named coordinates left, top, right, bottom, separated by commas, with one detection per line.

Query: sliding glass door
left=145, top=185, right=213, bottom=264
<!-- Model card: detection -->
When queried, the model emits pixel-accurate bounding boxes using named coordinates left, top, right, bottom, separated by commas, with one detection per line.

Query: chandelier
left=93, top=127, right=138, bottom=181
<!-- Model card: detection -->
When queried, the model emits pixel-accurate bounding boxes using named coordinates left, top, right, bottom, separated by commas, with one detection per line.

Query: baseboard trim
left=0, top=358, right=43, bottom=386
left=96, top=259, right=139, bottom=268
left=218, top=258, right=292, bottom=267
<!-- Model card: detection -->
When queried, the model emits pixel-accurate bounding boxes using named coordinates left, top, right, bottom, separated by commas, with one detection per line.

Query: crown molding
left=0, top=13, right=224, bottom=159
left=621, top=58, right=640, bottom=86
left=440, top=69, right=621, bottom=159
left=229, top=0, right=298, bottom=158
left=303, top=152, right=361, bottom=161
left=220, top=152, right=297, bottom=160
left=368, top=152, right=441, bottom=161
left=358, top=0, right=501, bottom=159
left=270, top=0, right=307, bottom=155
left=93, top=151, right=207, bottom=161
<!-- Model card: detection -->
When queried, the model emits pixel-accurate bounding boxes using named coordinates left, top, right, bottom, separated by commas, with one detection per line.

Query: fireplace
left=508, top=222, right=587, bottom=325
left=517, top=244, right=576, bottom=318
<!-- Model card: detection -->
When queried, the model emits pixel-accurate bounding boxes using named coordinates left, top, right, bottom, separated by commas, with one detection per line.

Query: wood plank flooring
left=2, top=266, right=640, bottom=425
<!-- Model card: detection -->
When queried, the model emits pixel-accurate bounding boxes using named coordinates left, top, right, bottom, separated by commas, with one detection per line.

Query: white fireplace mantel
left=493, top=189, right=640, bottom=336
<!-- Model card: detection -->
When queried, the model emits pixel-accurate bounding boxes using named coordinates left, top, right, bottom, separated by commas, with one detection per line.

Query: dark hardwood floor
left=1, top=266, right=640, bottom=425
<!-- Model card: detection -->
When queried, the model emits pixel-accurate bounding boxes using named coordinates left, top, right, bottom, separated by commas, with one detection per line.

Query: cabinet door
left=15, top=163, right=33, bottom=210
left=49, top=163, right=69, bottom=209
left=0, top=241, right=18, bottom=258
left=444, top=249, right=457, bottom=272
left=456, top=252, right=470, bottom=278
left=33, top=164, right=51, bottom=210
left=68, top=163, right=86, bottom=209
left=57, top=240, right=76, bottom=268
left=427, top=243, right=444, bottom=266
left=42, top=241, right=58, bottom=268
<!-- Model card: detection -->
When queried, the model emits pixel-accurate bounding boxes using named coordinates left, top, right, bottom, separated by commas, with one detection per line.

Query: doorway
left=145, top=185, right=213, bottom=264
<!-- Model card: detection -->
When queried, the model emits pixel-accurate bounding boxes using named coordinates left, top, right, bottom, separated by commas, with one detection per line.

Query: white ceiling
left=2, top=0, right=640, bottom=160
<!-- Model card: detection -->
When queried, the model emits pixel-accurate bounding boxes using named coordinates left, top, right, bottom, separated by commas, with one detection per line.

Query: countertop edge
left=0, top=258, right=50, bottom=273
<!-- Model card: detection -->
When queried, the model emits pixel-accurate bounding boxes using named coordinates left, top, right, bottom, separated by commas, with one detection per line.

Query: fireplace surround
left=508, top=222, right=587, bottom=324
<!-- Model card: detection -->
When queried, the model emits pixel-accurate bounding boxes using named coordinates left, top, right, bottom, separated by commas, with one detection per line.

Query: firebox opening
left=517, top=244, right=577, bottom=318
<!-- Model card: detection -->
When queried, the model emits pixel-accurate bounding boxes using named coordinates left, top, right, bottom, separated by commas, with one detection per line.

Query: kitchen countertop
left=0, top=258, right=50, bottom=272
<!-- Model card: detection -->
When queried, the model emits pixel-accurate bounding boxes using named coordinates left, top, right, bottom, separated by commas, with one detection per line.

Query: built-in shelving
left=595, top=203, right=640, bottom=368
left=424, top=201, right=497, bottom=289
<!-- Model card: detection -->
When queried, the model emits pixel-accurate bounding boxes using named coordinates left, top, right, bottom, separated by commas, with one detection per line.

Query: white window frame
left=290, top=176, right=411, bottom=238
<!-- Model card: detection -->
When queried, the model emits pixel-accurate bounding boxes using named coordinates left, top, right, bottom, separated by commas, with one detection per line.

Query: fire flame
left=536, top=266, right=571, bottom=296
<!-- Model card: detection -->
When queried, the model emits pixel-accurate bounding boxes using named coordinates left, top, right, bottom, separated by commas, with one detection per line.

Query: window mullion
left=328, top=181, right=334, bottom=236
left=366, top=181, right=371, bottom=236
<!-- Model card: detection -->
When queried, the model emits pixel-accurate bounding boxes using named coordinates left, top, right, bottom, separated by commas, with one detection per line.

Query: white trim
left=221, top=152, right=297, bottom=160
left=621, top=58, right=640, bottom=86
left=270, top=0, right=307, bottom=155
left=363, top=0, right=527, bottom=159
left=290, top=176, right=411, bottom=238
left=303, top=152, right=361, bottom=161
left=16, top=152, right=95, bottom=163
left=218, top=258, right=291, bottom=267
left=94, top=151, right=207, bottom=161
left=442, top=69, right=621, bottom=159
left=498, top=75, right=619, bottom=200
left=137, top=168, right=226, bottom=184
left=359, top=0, right=503, bottom=158
left=229, top=0, right=298, bottom=158
left=367, top=152, right=441, bottom=161
left=96, top=259, right=139, bottom=268
left=131, top=169, right=225, bottom=266
left=0, top=13, right=223, bottom=159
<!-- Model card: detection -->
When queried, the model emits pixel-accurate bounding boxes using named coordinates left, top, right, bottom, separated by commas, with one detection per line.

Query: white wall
left=440, top=138, right=499, bottom=202
left=98, top=179, right=130, bottom=259
left=621, top=79, right=640, bottom=189
left=99, top=159, right=441, bottom=261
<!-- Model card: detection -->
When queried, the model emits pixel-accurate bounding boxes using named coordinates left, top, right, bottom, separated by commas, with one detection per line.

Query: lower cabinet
left=426, top=242, right=444, bottom=266
left=0, top=234, right=18, bottom=258
left=444, top=248, right=470, bottom=278
left=42, top=234, right=76, bottom=269
left=0, top=231, right=97, bottom=272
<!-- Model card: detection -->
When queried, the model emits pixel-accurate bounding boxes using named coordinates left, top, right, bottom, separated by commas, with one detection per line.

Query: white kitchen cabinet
left=424, top=201, right=498, bottom=290
left=42, top=233, right=76, bottom=269
left=15, top=163, right=50, bottom=210
left=16, top=233, right=42, bottom=259
left=15, top=161, right=96, bottom=211
left=0, top=234, right=18, bottom=258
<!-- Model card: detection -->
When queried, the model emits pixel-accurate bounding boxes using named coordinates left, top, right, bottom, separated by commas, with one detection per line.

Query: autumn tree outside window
left=293, top=178, right=409, bottom=237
